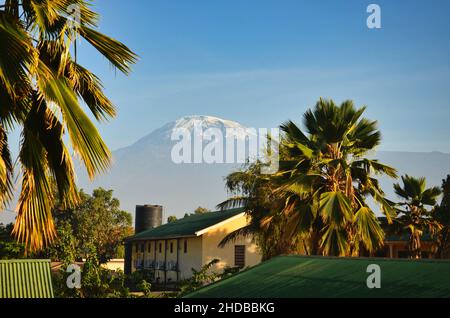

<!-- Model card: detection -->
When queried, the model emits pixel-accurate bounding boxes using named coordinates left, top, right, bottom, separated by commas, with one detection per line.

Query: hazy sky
left=10, top=0, right=450, bottom=153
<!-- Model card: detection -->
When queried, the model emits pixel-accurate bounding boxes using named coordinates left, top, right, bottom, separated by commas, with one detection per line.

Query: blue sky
left=69, top=0, right=450, bottom=152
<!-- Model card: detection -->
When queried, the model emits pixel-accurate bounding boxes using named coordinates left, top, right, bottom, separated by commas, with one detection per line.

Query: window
left=140, top=243, right=144, bottom=253
left=234, top=245, right=245, bottom=267
left=148, top=243, right=151, bottom=253
left=170, top=242, right=174, bottom=253
left=159, top=243, right=162, bottom=253
left=184, top=240, right=188, bottom=253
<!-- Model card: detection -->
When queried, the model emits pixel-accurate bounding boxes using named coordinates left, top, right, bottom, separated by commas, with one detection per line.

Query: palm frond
left=67, top=61, right=116, bottom=121
left=319, top=191, right=352, bottom=226
left=218, top=225, right=254, bottom=248
left=79, top=25, right=137, bottom=74
left=12, top=120, right=56, bottom=251
left=354, top=206, right=384, bottom=252
left=0, top=124, right=14, bottom=209
left=37, top=61, right=112, bottom=179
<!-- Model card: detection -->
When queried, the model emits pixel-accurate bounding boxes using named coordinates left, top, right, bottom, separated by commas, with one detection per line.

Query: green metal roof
left=0, top=259, right=54, bottom=298
left=127, top=208, right=245, bottom=241
left=185, top=255, right=450, bottom=298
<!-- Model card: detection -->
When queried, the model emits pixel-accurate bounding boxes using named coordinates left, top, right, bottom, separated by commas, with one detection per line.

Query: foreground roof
left=185, top=255, right=450, bottom=298
left=0, top=259, right=54, bottom=298
left=127, top=208, right=245, bottom=241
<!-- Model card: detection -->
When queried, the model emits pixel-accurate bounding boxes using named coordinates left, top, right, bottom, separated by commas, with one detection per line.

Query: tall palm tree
left=275, top=98, right=397, bottom=256
left=0, top=0, right=137, bottom=251
left=393, top=175, right=442, bottom=258
left=219, top=99, right=397, bottom=258
left=435, top=175, right=450, bottom=258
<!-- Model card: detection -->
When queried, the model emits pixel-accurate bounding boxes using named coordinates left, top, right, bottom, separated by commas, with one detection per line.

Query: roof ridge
left=0, top=259, right=51, bottom=263
left=127, top=207, right=246, bottom=241
left=277, top=254, right=450, bottom=264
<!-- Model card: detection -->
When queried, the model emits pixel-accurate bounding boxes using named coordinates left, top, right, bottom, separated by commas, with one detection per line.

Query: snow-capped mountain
left=77, top=116, right=248, bottom=220
left=1, top=115, right=449, bottom=225
left=120, top=115, right=253, bottom=151
left=74, top=115, right=449, bottom=223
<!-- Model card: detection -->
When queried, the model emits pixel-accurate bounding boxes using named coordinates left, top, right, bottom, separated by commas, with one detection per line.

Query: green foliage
left=44, top=187, right=132, bottom=263
left=434, top=175, right=450, bottom=258
left=71, top=188, right=133, bottom=263
left=194, top=206, right=210, bottom=214
left=0, top=0, right=136, bottom=251
left=167, top=215, right=177, bottom=223
left=137, top=280, right=152, bottom=298
left=126, top=269, right=155, bottom=297
left=220, top=99, right=397, bottom=258
left=393, top=175, right=442, bottom=258
left=178, top=258, right=220, bottom=296
left=45, top=221, right=78, bottom=266
left=0, top=223, right=25, bottom=259
left=53, top=245, right=130, bottom=298
left=184, top=206, right=211, bottom=218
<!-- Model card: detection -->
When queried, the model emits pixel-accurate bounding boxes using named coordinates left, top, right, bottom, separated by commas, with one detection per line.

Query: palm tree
left=393, top=175, right=442, bottom=258
left=435, top=175, right=450, bottom=258
left=274, top=98, right=397, bottom=256
left=219, top=99, right=397, bottom=258
left=0, top=1, right=137, bottom=251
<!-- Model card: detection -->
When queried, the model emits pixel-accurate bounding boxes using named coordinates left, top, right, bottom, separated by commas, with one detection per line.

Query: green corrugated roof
left=127, top=208, right=245, bottom=241
left=0, top=259, right=54, bottom=298
left=185, top=255, right=450, bottom=298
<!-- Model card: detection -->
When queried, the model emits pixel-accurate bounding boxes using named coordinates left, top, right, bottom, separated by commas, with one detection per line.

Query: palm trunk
left=409, top=231, right=421, bottom=259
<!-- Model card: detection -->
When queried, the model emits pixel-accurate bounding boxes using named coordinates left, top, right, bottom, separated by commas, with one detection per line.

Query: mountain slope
left=79, top=116, right=450, bottom=221
left=2, top=116, right=449, bottom=224
left=77, top=115, right=246, bottom=221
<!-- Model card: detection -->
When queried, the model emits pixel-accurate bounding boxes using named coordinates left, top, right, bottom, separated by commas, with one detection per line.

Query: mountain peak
left=173, top=115, right=246, bottom=130
left=129, top=115, right=248, bottom=149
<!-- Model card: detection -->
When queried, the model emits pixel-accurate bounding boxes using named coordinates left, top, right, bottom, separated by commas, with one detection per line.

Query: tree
left=0, top=223, right=25, bottom=259
left=37, top=187, right=133, bottom=263
left=52, top=244, right=130, bottom=298
left=220, top=99, right=397, bottom=258
left=393, top=175, right=442, bottom=258
left=183, top=206, right=211, bottom=218
left=69, top=188, right=133, bottom=263
left=0, top=0, right=137, bottom=251
left=273, top=99, right=397, bottom=256
left=194, top=206, right=210, bottom=214
left=178, top=259, right=220, bottom=297
left=436, top=175, right=450, bottom=258
left=167, top=215, right=177, bottom=223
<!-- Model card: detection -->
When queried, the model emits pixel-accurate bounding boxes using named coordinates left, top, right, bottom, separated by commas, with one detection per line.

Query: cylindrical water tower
left=134, top=204, right=163, bottom=234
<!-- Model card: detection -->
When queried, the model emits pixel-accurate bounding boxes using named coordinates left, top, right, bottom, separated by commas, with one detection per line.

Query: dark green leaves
left=319, top=192, right=352, bottom=226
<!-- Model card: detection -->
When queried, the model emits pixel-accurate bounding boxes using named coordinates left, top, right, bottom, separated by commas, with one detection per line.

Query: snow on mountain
left=78, top=116, right=247, bottom=221
left=126, top=115, right=253, bottom=149
left=2, top=116, right=449, bottom=225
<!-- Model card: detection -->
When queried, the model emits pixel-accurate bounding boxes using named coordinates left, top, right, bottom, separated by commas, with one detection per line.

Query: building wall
left=201, top=214, right=262, bottom=272
left=384, top=241, right=435, bottom=258
left=130, top=236, right=203, bottom=282
left=178, top=237, right=203, bottom=280
left=101, top=259, right=124, bottom=272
